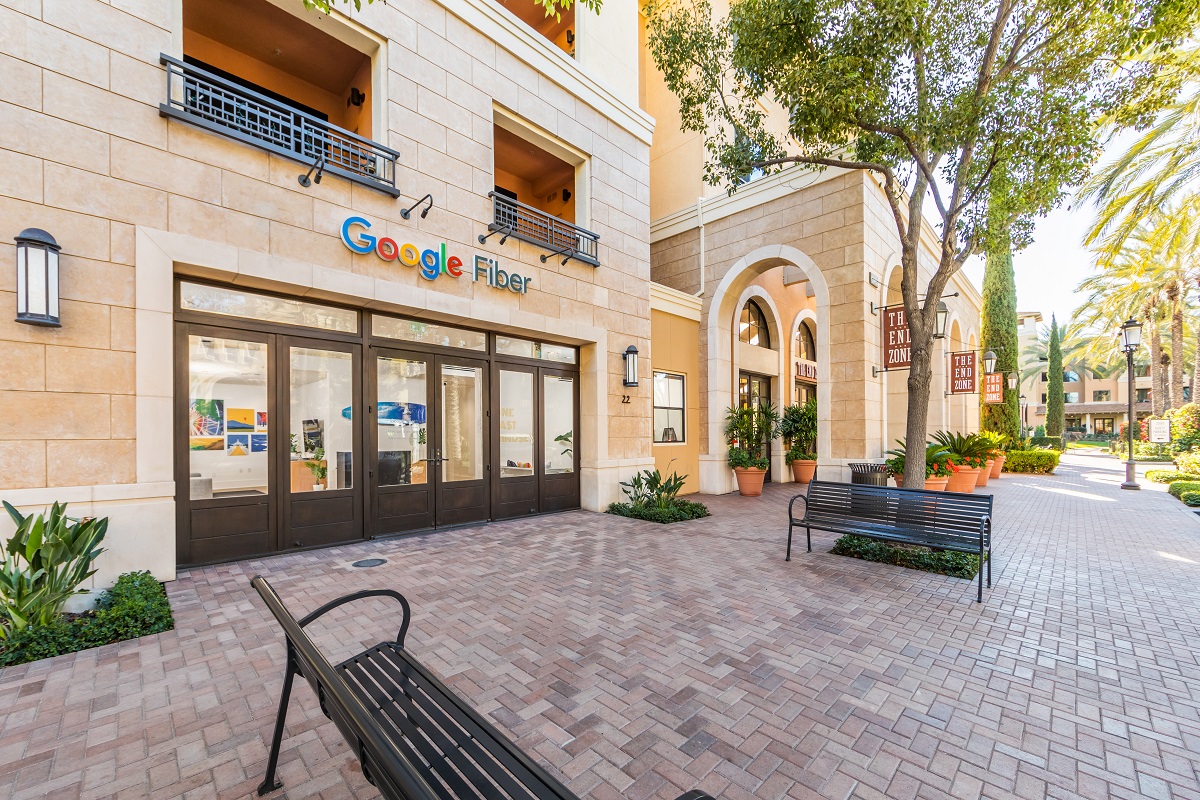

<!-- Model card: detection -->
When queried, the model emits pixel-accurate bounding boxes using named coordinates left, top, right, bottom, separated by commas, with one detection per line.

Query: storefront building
left=0, top=0, right=655, bottom=590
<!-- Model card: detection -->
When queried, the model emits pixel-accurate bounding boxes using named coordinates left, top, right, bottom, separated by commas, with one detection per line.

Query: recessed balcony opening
left=162, top=0, right=399, bottom=194
left=494, top=124, right=576, bottom=224
left=498, top=0, right=575, bottom=57
left=487, top=117, right=599, bottom=266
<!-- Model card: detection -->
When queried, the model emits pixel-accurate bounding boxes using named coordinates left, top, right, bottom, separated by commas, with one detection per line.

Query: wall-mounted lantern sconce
left=983, top=350, right=997, bottom=374
left=622, top=345, right=639, bottom=387
left=15, top=228, right=61, bottom=327
left=401, top=194, right=434, bottom=220
left=347, top=87, right=365, bottom=107
left=933, top=300, right=949, bottom=339
left=1007, top=372, right=1018, bottom=390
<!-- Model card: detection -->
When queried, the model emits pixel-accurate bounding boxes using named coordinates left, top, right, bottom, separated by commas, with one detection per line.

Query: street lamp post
left=1019, top=394, right=1027, bottom=435
left=1120, top=318, right=1142, bottom=490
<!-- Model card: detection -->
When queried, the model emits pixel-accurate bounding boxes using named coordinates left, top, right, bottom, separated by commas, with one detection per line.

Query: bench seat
left=786, top=481, right=994, bottom=601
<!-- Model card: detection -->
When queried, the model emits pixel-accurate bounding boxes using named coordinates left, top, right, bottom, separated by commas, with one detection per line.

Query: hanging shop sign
left=340, top=216, right=532, bottom=294
left=1148, top=418, right=1171, bottom=443
left=950, top=351, right=977, bottom=394
left=983, top=372, right=1004, bottom=403
left=795, top=360, right=818, bottom=381
left=881, top=306, right=911, bottom=369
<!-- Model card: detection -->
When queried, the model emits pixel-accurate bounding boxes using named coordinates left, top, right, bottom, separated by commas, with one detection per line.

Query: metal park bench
left=251, top=576, right=718, bottom=800
left=786, top=481, right=994, bottom=602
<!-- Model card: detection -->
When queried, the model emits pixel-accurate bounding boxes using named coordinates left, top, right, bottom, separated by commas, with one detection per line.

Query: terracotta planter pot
left=893, top=473, right=904, bottom=487
left=733, top=467, right=767, bottom=496
left=990, top=454, right=1006, bottom=478
left=924, top=475, right=949, bottom=491
left=790, top=459, right=817, bottom=484
left=947, top=467, right=979, bottom=493
left=976, top=460, right=994, bottom=487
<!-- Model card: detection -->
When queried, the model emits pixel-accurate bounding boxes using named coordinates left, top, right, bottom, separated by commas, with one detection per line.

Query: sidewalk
left=2, top=453, right=1199, bottom=799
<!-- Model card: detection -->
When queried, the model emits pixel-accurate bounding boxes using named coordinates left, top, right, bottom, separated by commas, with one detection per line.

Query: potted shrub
left=979, top=431, right=1008, bottom=478
left=933, top=432, right=990, bottom=492
left=781, top=398, right=818, bottom=484
left=885, top=441, right=952, bottom=490
left=724, top=402, right=780, bottom=496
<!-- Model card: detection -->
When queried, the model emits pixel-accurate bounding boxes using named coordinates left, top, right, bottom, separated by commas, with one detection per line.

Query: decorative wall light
left=622, top=345, right=639, bottom=387
left=933, top=300, right=949, bottom=339
left=297, top=155, right=326, bottom=188
left=540, top=245, right=577, bottom=266
left=401, top=194, right=433, bottom=220
left=1007, top=372, right=1018, bottom=390
left=347, top=87, right=365, bottom=107
left=15, top=228, right=61, bottom=327
left=478, top=224, right=513, bottom=246
left=983, top=350, right=997, bottom=374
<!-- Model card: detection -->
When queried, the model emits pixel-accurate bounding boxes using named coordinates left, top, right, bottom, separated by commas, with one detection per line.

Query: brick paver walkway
left=2, top=453, right=1199, bottom=799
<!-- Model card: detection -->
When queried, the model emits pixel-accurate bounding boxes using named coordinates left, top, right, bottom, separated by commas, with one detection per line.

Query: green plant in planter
left=932, top=431, right=991, bottom=469
left=724, top=402, right=780, bottom=470
left=884, top=440, right=951, bottom=478
left=977, top=430, right=1008, bottom=457
left=305, top=447, right=328, bottom=484
left=0, top=502, right=107, bottom=639
left=781, top=398, right=818, bottom=464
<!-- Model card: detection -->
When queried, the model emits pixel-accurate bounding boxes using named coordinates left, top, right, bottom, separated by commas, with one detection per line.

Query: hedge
left=1167, top=481, right=1200, bottom=500
left=830, top=535, right=982, bottom=579
left=1176, top=452, right=1200, bottom=474
left=1146, top=470, right=1200, bottom=484
left=1030, top=435, right=1062, bottom=450
left=0, top=571, right=174, bottom=667
left=606, top=499, right=710, bottom=523
left=1180, top=491, right=1200, bottom=507
left=1002, top=449, right=1060, bottom=474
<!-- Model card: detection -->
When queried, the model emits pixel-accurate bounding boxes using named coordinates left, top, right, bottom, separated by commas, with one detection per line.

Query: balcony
left=487, top=192, right=600, bottom=267
left=159, top=54, right=400, bottom=197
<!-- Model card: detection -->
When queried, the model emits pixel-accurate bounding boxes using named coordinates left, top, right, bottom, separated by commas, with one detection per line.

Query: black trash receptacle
left=848, top=462, right=889, bottom=486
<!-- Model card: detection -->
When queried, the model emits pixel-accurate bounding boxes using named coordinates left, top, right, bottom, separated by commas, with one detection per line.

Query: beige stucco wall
left=0, top=0, right=655, bottom=593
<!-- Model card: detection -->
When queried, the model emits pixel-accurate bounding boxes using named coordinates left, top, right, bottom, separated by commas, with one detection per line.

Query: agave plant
left=0, top=502, right=106, bottom=638
left=619, top=468, right=688, bottom=510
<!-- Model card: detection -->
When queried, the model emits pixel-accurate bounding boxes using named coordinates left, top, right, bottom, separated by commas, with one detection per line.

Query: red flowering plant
left=932, top=431, right=991, bottom=470
left=928, top=460, right=956, bottom=478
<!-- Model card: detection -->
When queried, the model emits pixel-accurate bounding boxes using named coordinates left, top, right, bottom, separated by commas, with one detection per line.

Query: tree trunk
left=1192, top=316, right=1200, bottom=406
left=1170, top=303, right=1184, bottom=410
left=903, top=328, right=935, bottom=489
left=1149, top=326, right=1165, bottom=416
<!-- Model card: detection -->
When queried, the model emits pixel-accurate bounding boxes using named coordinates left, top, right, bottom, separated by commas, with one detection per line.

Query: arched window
left=795, top=321, right=816, bottom=362
left=739, top=300, right=771, bottom=348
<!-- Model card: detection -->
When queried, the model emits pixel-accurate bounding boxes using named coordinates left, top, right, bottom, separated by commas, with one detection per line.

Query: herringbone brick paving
left=2, top=452, right=1199, bottom=799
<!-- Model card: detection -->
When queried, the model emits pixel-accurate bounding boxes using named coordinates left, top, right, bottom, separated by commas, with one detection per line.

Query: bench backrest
left=805, top=481, right=992, bottom=547
left=252, top=576, right=441, bottom=800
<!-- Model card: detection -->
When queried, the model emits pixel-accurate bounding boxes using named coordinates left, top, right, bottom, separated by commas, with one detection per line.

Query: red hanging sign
left=881, top=307, right=911, bottom=369
left=983, top=372, right=1004, bottom=404
left=950, top=351, right=977, bottom=394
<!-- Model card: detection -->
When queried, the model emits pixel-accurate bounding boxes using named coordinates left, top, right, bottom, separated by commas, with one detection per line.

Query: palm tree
left=1019, top=319, right=1105, bottom=386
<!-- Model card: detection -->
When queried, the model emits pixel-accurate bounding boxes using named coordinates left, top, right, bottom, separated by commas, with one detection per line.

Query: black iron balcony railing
left=487, top=192, right=600, bottom=266
left=159, top=54, right=400, bottom=197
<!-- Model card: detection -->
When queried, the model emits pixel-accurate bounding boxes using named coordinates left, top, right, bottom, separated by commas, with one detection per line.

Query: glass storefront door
left=739, top=371, right=773, bottom=482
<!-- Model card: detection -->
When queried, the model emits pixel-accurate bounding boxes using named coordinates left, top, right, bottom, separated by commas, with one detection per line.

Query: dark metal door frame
left=432, top=354, right=492, bottom=527
left=368, top=347, right=435, bottom=537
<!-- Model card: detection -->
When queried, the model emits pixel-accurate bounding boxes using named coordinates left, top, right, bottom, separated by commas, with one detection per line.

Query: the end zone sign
left=882, top=307, right=911, bottom=369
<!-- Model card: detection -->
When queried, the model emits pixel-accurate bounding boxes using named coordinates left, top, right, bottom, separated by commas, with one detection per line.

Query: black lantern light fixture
left=1007, top=372, right=1018, bottom=390
left=622, top=345, right=639, bottom=387
left=983, top=349, right=997, bottom=374
left=933, top=300, right=949, bottom=339
left=14, top=228, right=61, bottom=327
left=1120, top=318, right=1142, bottom=490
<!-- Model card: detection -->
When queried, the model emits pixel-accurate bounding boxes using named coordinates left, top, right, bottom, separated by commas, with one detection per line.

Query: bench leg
left=786, top=521, right=793, bottom=561
left=987, top=547, right=992, bottom=588
left=258, top=653, right=298, bottom=796
left=977, top=545, right=984, bottom=603
left=806, top=525, right=811, bottom=553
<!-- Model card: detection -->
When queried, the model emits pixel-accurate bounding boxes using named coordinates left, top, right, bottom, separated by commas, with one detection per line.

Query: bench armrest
left=299, top=588, right=412, bottom=648
left=788, top=492, right=808, bottom=522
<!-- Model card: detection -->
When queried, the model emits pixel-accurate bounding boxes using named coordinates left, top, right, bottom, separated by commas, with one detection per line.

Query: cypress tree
left=1046, top=315, right=1065, bottom=437
left=979, top=243, right=1020, bottom=439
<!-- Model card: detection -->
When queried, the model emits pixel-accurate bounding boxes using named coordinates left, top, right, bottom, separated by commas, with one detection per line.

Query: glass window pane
left=188, top=335, right=268, bottom=500
left=499, top=370, right=535, bottom=478
left=372, top=315, right=486, bottom=351
left=653, top=372, right=670, bottom=407
left=544, top=375, right=574, bottom=473
left=290, top=348, right=354, bottom=492
left=442, top=364, right=484, bottom=482
left=376, top=356, right=428, bottom=486
left=180, top=282, right=357, bottom=333
left=538, top=343, right=576, bottom=364
left=496, top=336, right=536, bottom=358
left=668, top=374, right=684, bottom=407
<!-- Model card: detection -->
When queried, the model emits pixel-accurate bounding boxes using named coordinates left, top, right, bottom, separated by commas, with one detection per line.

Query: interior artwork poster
left=189, top=437, right=224, bottom=451
left=227, top=408, right=255, bottom=432
left=227, top=434, right=250, bottom=456
left=251, top=434, right=268, bottom=453
left=255, top=411, right=268, bottom=432
left=190, top=399, right=224, bottom=436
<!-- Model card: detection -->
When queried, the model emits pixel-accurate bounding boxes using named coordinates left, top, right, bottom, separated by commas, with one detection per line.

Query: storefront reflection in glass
left=544, top=375, right=574, bottom=473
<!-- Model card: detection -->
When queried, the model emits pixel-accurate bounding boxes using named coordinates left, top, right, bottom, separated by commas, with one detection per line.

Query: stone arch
left=701, top=245, right=832, bottom=494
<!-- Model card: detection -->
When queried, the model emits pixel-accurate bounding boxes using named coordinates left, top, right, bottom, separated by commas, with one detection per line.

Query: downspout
left=693, top=196, right=706, bottom=297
